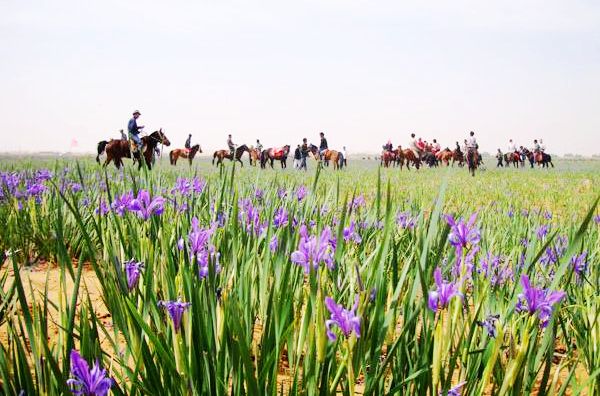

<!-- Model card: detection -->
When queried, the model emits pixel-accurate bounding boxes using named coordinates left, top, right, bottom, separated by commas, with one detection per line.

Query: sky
left=1, top=0, right=599, bottom=155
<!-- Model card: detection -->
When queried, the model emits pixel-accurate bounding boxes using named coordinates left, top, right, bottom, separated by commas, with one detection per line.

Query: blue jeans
left=129, top=133, right=142, bottom=146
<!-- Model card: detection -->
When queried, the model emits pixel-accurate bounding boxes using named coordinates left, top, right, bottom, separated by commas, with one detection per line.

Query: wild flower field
left=0, top=157, right=599, bottom=395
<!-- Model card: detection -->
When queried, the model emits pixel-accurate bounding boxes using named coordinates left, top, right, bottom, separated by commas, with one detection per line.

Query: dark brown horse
left=212, top=145, right=249, bottom=167
left=466, top=149, right=479, bottom=176
left=103, top=129, right=170, bottom=170
left=169, top=145, right=202, bottom=166
left=452, top=149, right=464, bottom=167
left=261, top=145, right=291, bottom=169
left=437, top=148, right=453, bottom=166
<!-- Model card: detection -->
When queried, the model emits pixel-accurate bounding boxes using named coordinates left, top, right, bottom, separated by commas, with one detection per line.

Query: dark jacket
left=294, top=147, right=301, bottom=160
left=320, top=138, right=328, bottom=151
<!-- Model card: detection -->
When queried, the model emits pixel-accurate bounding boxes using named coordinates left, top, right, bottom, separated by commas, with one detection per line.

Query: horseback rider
left=466, top=131, right=478, bottom=154
left=382, top=139, right=393, bottom=152
left=120, top=129, right=127, bottom=141
left=539, top=139, right=546, bottom=152
left=256, top=139, right=263, bottom=152
left=227, top=134, right=236, bottom=156
left=410, top=133, right=421, bottom=158
left=319, top=132, right=328, bottom=157
left=508, top=139, right=517, bottom=154
left=455, top=141, right=462, bottom=153
left=185, top=134, right=192, bottom=150
left=432, top=139, right=441, bottom=154
left=128, top=110, right=145, bottom=152
left=533, top=139, right=541, bottom=153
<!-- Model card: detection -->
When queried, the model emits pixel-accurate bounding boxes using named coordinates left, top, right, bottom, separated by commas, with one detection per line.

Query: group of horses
left=96, top=132, right=345, bottom=171
left=380, top=146, right=467, bottom=169
left=212, top=144, right=345, bottom=170
left=503, top=149, right=554, bottom=168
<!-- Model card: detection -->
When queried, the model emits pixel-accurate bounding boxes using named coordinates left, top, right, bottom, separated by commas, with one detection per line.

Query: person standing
left=185, top=134, right=192, bottom=150
left=342, top=146, right=348, bottom=166
left=496, top=149, right=504, bottom=167
left=120, top=129, right=127, bottom=141
left=294, top=144, right=302, bottom=169
left=301, top=138, right=309, bottom=170
left=128, top=110, right=144, bottom=152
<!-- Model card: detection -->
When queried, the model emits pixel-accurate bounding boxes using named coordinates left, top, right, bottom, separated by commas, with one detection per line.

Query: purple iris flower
left=445, top=213, right=480, bottom=255
left=536, top=224, right=549, bottom=240
left=452, top=246, right=479, bottom=279
left=594, top=214, right=600, bottom=225
left=515, top=274, right=565, bottom=327
left=269, top=235, right=279, bottom=252
left=290, top=225, right=335, bottom=273
left=296, top=185, right=307, bottom=202
left=428, top=267, right=463, bottom=312
left=540, top=235, right=568, bottom=266
left=343, top=221, right=362, bottom=244
left=124, top=259, right=144, bottom=291
left=95, top=199, right=110, bottom=216
left=35, top=169, right=53, bottom=181
left=543, top=210, right=553, bottom=220
left=128, top=190, right=165, bottom=220
left=192, top=177, right=206, bottom=194
left=277, top=187, right=288, bottom=199
left=70, top=183, right=83, bottom=193
left=273, top=207, right=288, bottom=228
left=172, top=178, right=192, bottom=196
left=184, top=218, right=220, bottom=279
left=396, top=211, right=416, bottom=229
left=158, top=298, right=191, bottom=333
left=507, top=208, right=514, bottom=218
left=324, top=296, right=361, bottom=341
left=478, top=253, right=512, bottom=287
left=570, top=252, right=588, bottom=279
left=111, top=191, right=133, bottom=216
left=66, top=350, right=113, bottom=396
left=254, top=188, right=264, bottom=200
left=476, top=314, right=500, bottom=338
left=349, top=195, right=366, bottom=211
left=442, top=381, right=466, bottom=396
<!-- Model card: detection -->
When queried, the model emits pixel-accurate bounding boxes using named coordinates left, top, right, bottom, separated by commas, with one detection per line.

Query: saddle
left=270, top=147, right=285, bottom=157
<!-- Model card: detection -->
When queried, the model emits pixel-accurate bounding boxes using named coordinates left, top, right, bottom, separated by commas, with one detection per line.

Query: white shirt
left=467, top=137, right=477, bottom=149
left=508, top=143, right=516, bottom=152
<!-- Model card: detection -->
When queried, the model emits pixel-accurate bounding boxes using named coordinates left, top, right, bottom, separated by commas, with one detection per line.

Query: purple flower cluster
left=536, top=224, right=550, bottom=240
left=273, top=207, right=288, bottom=228
left=291, top=225, right=335, bottom=273
left=181, top=217, right=220, bottom=279
left=67, top=350, right=113, bottom=396
left=324, top=296, right=361, bottom=341
left=476, top=314, right=500, bottom=338
left=516, top=274, right=565, bottom=327
left=158, top=298, right=191, bottom=333
left=349, top=195, right=366, bottom=211
left=128, top=189, right=165, bottom=220
left=540, top=235, right=568, bottom=266
left=428, top=267, right=463, bottom=312
left=396, top=211, right=416, bottom=229
left=239, top=198, right=267, bottom=236
left=478, top=253, right=513, bottom=287
left=570, top=252, right=588, bottom=280
left=296, top=185, right=307, bottom=202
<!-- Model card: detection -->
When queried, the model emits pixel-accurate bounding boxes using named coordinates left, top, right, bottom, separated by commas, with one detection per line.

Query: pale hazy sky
left=1, top=1, right=599, bottom=155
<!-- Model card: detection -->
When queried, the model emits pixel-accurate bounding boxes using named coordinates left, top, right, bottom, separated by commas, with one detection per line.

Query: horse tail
left=212, top=152, right=217, bottom=165
left=96, top=140, right=108, bottom=163
left=169, top=150, right=174, bottom=165
left=338, top=153, right=344, bottom=169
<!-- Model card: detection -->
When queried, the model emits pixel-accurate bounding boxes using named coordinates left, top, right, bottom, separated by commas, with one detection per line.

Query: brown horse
left=169, top=145, right=202, bottom=166
left=402, top=149, right=421, bottom=170
left=380, top=150, right=397, bottom=168
left=212, top=145, right=249, bottom=167
left=504, top=152, right=520, bottom=168
left=452, top=149, right=464, bottom=167
left=466, top=149, right=479, bottom=176
left=261, top=145, right=291, bottom=169
left=320, top=149, right=344, bottom=170
left=437, top=148, right=453, bottom=166
left=249, top=148, right=261, bottom=166
left=103, top=129, right=170, bottom=170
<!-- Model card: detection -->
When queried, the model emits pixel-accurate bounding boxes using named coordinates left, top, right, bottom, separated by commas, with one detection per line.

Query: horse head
left=152, top=129, right=171, bottom=146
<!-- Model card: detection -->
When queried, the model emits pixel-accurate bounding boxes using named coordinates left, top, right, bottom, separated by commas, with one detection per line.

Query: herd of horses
left=380, top=145, right=554, bottom=174
left=96, top=132, right=345, bottom=170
